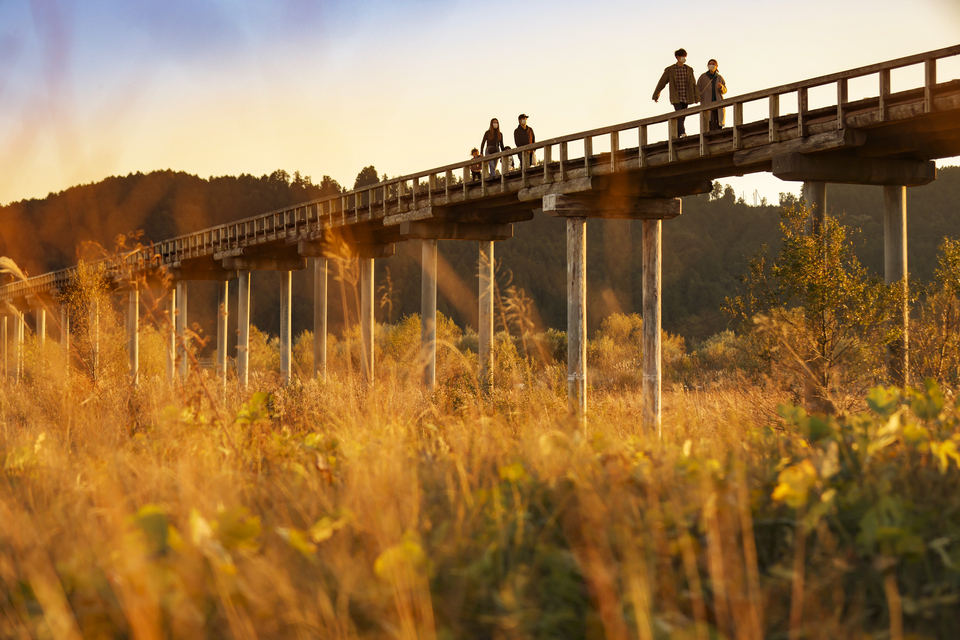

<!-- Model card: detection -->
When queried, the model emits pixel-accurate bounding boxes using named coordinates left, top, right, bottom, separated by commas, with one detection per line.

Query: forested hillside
left=2, top=166, right=958, bottom=352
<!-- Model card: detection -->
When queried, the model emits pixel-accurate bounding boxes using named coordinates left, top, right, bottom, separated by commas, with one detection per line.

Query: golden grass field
left=2, top=280, right=959, bottom=640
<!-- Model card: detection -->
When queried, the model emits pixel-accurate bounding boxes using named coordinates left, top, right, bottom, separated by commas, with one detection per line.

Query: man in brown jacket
left=652, top=48, right=699, bottom=137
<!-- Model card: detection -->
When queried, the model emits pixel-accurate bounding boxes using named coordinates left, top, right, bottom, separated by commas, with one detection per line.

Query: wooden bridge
left=2, top=45, right=959, bottom=430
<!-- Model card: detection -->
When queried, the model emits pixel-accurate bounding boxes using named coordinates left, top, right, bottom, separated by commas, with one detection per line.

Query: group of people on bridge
left=471, top=114, right=536, bottom=180
left=469, top=48, right=726, bottom=178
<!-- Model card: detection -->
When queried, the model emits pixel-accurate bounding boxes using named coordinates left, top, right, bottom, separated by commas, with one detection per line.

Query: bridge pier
left=544, top=193, right=680, bottom=428
left=216, top=281, right=229, bottom=393
left=166, top=288, right=176, bottom=384
left=801, top=180, right=827, bottom=236
left=280, top=271, right=292, bottom=385
left=16, top=309, right=24, bottom=383
left=314, top=258, right=328, bottom=381
left=222, top=255, right=304, bottom=386
left=89, top=298, right=99, bottom=381
left=1, top=315, right=6, bottom=379
left=60, top=303, right=69, bottom=358
left=884, top=185, right=908, bottom=386
left=421, top=239, right=438, bottom=390
left=127, top=284, right=139, bottom=383
left=774, top=153, right=933, bottom=390
left=642, top=220, right=662, bottom=435
left=479, top=241, right=494, bottom=388
left=567, top=217, right=587, bottom=416
left=237, top=271, right=251, bottom=390
left=360, top=257, right=374, bottom=387
left=28, top=297, right=46, bottom=347
left=176, top=280, right=189, bottom=378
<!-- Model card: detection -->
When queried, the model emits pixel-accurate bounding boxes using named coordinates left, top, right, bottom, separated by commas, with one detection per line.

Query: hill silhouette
left=1, top=166, right=958, bottom=354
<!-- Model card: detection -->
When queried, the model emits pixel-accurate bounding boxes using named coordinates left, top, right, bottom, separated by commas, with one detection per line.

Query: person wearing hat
left=652, top=48, right=699, bottom=137
left=514, top=114, right=536, bottom=170
left=697, top=59, right=728, bottom=131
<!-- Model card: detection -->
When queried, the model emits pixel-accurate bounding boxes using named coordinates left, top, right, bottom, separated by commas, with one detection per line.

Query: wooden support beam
left=222, top=256, right=307, bottom=271
left=400, top=221, right=514, bottom=242
left=216, top=281, right=228, bottom=394
left=280, top=271, right=292, bottom=386
left=314, top=258, right=327, bottom=381
left=237, top=271, right=251, bottom=390
left=479, top=241, right=494, bottom=389
left=567, top=217, right=587, bottom=417
left=355, top=244, right=395, bottom=260
left=360, top=258, right=375, bottom=387
left=772, top=153, right=936, bottom=186
left=421, top=239, right=437, bottom=390
left=15, top=310, right=24, bottom=383
left=734, top=128, right=866, bottom=167
left=884, top=186, right=908, bottom=387
left=543, top=194, right=681, bottom=220
left=801, top=181, right=827, bottom=236
left=166, top=288, right=175, bottom=384
left=60, top=304, right=69, bottom=357
left=168, top=267, right=238, bottom=281
left=642, top=220, right=662, bottom=436
left=127, top=285, right=138, bottom=384
left=2, top=316, right=7, bottom=379
left=176, top=280, right=188, bottom=378
left=34, top=305, right=46, bottom=346
left=89, top=299, right=99, bottom=382
left=517, top=176, right=599, bottom=202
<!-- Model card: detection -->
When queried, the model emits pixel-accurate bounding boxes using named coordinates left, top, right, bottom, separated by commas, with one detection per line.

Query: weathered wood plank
left=543, top=194, right=681, bottom=220
left=772, top=153, right=936, bottom=186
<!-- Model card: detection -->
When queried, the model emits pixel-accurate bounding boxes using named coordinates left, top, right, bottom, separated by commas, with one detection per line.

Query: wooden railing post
left=768, top=94, right=780, bottom=143
left=879, top=68, right=891, bottom=121
left=639, top=125, right=648, bottom=166
left=699, top=111, right=708, bottom=156
left=668, top=119, right=677, bottom=162
left=610, top=130, right=619, bottom=173
left=837, top=78, right=848, bottom=130
left=925, top=59, right=936, bottom=113
left=733, top=103, right=743, bottom=149
left=798, top=87, right=808, bottom=137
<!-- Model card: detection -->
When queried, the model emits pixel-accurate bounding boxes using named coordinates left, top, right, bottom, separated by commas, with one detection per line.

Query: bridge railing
left=2, top=45, right=959, bottom=302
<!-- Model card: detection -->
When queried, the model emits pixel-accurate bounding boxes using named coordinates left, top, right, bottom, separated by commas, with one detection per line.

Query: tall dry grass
left=1, top=270, right=959, bottom=640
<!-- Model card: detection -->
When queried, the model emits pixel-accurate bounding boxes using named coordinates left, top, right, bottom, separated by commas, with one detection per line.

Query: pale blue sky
left=1, top=0, right=958, bottom=206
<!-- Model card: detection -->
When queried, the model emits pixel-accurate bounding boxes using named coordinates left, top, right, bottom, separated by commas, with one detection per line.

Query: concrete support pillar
left=479, top=241, right=494, bottom=388
left=16, top=311, right=24, bottom=383
left=166, top=289, right=176, bottom=384
left=60, top=304, right=69, bottom=357
left=237, top=271, right=251, bottom=390
left=421, top=239, right=438, bottom=390
left=802, top=180, right=827, bottom=236
left=567, top=217, right=587, bottom=416
left=642, top=220, right=662, bottom=436
left=313, top=258, right=328, bottom=380
left=89, top=298, right=99, bottom=381
left=280, top=270, right=292, bottom=386
left=217, top=281, right=229, bottom=392
left=176, top=280, right=188, bottom=378
left=127, top=286, right=139, bottom=383
left=884, top=185, right=909, bottom=386
left=2, top=315, right=7, bottom=379
left=35, top=306, right=46, bottom=346
left=360, top=258, right=375, bottom=386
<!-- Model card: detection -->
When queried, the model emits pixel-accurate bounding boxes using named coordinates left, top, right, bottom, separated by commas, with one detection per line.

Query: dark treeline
left=2, top=166, right=958, bottom=355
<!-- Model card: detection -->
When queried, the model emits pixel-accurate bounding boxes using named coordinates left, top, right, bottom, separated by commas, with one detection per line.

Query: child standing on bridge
left=480, top=118, right=505, bottom=176
left=697, top=59, right=727, bottom=131
left=470, top=148, right=482, bottom=181
left=652, top=48, right=699, bottom=137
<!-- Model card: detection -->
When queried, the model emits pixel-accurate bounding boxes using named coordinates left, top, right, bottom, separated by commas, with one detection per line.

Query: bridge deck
left=1, top=45, right=959, bottom=302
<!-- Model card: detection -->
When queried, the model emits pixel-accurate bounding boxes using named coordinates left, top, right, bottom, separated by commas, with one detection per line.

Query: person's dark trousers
left=673, top=102, right=688, bottom=136
left=709, top=110, right=721, bottom=131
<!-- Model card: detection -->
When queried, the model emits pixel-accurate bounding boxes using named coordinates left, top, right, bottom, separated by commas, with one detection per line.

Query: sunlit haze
left=2, top=0, right=959, bottom=207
